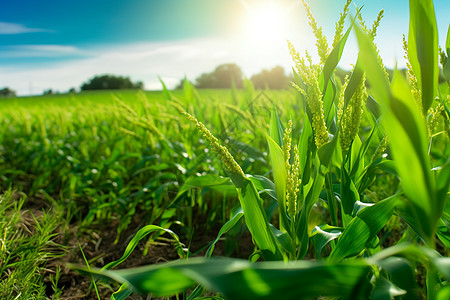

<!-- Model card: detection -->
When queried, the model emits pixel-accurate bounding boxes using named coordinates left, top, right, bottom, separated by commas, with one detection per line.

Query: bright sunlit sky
left=1, top=0, right=449, bottom=96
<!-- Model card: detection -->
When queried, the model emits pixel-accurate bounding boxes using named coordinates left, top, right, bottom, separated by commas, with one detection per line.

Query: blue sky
left=0, top=0, right=449, bottom=95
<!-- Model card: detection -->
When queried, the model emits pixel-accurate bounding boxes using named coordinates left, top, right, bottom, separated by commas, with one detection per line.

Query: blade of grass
left=79, top=242, right=101, bottom=300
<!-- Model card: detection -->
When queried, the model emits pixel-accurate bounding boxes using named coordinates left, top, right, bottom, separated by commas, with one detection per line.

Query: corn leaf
left=111, top=283, right=132, bottom=300
left=299, top=111, right=313, bottom=185
left=171, top=175, right=233, bottom=207
left=355, top=25, right=439, bottom=243
left=102, top=225, right=186, bottom=271
left=340, top=167, right=360, bottom=216
left=74, top=257, right=373, bottom=299
left=266, top=134, right=290, bottom=235
left=229, top=172, right=282, bottom=260
left=329, top=194, right=398, bottom=262
left=321, top=9, right=361, bottom=126
left=446, top=24, right=450, bottom=54
left=296, top=174, right=325, bottom=259
left=437, top=286, right=450, bottom=300
left=371, top=276, right=407, bottom=300
left=443, top=25, right=450, bottom=81
left=205, top=207, right=244, bottom=258
left=310, top=225, right=342, bottom=258
left=249, top=175, right=277, bottom=202
left=377, top=257, right=420, bottom=299
left=367, top=243, right=450, bottom=281
left=366, top=95, right=381, bottom=119
left=318, top=133, right=338, bottom=167
left=408, top=0, right=439, bottom=113
left=269, top=108, right=284, bottom=147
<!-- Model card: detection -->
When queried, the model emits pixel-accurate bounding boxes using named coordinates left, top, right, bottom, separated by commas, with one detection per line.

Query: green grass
left=0, top=190, right=63, bottom=300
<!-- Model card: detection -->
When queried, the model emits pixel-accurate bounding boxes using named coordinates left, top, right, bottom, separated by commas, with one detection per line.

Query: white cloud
left=0, top=31, right=407, bottom=96
left=0, top=45, right=85, bottom=58
left=0, top=37, right=311, bottom=95
left=0, top=22, right=50, bottom=34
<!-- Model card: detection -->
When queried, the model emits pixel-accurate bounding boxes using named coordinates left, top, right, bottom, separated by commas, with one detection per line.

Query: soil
left=40, top=209, right=254, bottom=299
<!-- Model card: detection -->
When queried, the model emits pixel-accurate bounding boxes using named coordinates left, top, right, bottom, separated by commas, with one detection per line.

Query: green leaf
left=321, top=17, right=354, bottom=95
left=170, top=175, right=233, bottom=207
left=159, top=77, right=173, bottom=101
left=366, top=95, right=381, bottom=119
left=75, top=257, right=373, bottom=299
left=436, top=159, right=450, bottom=207
left=444, top=56, right=450, bottom=82
left=270, top=224, right=294, bottom=255
left=343, top=60, right=364, bottom=113
left=370, top=276, right=406, bottom=300
left=310, top=225, right=342, bottom=258
left=408, top=0, right=439, bottom=113
left=436, top=218, right=450, bottom=248
left=355, top=26, right=438, bottom=243
left=437, top=285, right=450, bottom=300
left=377, top=257, right=420, bottom=300
left=206, top=207, right=244, bottom=258
left=299, top=111, right=313, bottom=185
left=296, top=173, right=326, bottom=259
left=446, top=24, right=450, bottom=55
left=436, top=198, right=450, bottom=247
left=266, top=134, right=290, bottom=235
left=444, top=24, right=450, bottom=81
left=102, top=225, right=186, bottom=271
left=357, top=194, right=399, bottom=238
left=329, top=195, right=398, bottom=262
left=249, top=175, right=276, bottom=201
left=318, top=133, right=338, bottom=167
left=367, top=243, right=450, bottom=281
left=229, top=172, right=282, bottom=260
left=321, top=9, right=360, bottom=125
left=269, top=108, right=284, bottom=147
left=340, top=167, right=360, bottom=216
left=111, top=283, right=132, bottom=300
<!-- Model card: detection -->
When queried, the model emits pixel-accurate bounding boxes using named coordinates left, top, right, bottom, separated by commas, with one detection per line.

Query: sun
left=242, top=2, right=290, bottom=45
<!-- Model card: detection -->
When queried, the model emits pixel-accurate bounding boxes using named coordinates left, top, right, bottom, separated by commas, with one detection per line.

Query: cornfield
left=0, top=0, right=449, bottom=299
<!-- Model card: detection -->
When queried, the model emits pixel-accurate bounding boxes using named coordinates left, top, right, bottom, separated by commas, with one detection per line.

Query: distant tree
left=251, top=66, right=290, bottom=89
left=0, top=87, right=16, bottom=98
left=68, top=87, right=76, bottom=94
left=195, top=63, right=243, bottom=89
left=43, top=89, right=54, bottom=95
left=134, top=81, right=144, bottom=90
left=175, top=79, right=184, bottom=90
left=81, top=75, right=144, bottom=91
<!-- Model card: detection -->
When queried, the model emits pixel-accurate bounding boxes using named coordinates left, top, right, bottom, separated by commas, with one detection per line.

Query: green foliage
left=0, top=190, right=63, bottom=299
left=0, top=87, right=16, bottom=98
left=250, top=66, right=291, bottom=89
left=81, top=74, right=144, bottom=91
left=73, top=257, right=373, bottom=299
left=195, top=64, right=244, bottom=89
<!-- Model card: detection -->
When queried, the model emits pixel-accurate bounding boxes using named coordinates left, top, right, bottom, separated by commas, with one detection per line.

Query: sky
left=0, top=0, right=449, bottom=96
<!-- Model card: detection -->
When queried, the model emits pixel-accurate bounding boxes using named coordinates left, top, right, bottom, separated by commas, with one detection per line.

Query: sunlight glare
left=244, top=3, right=287, bottom=45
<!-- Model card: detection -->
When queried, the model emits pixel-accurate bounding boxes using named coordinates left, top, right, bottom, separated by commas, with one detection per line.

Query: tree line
left=182, top=63, right=291, bottom=90
left=1, top=63, right=296, bottom=97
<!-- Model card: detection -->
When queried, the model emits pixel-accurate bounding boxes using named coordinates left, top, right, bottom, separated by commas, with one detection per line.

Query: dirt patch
left=45, top=211, right=254, bottom=299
